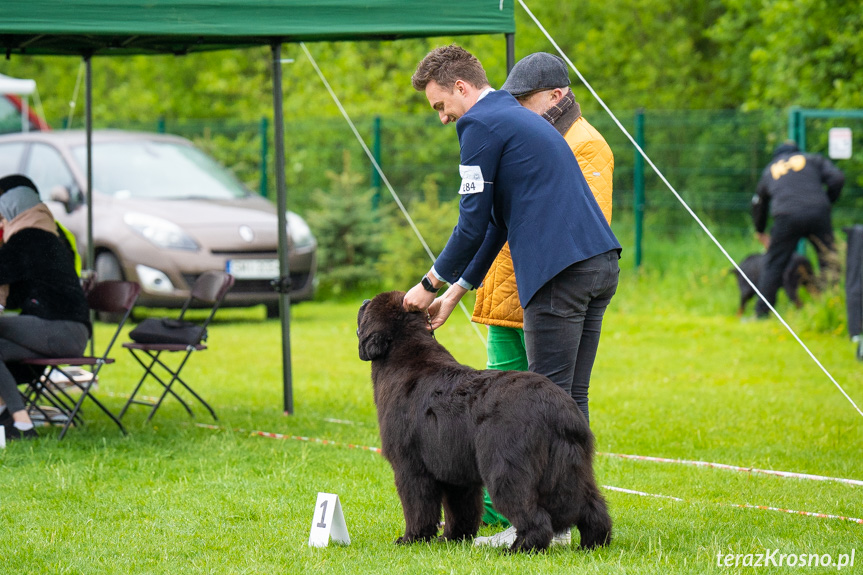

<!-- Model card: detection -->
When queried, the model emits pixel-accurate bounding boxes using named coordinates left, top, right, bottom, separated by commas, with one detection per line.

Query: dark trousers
left=755, top=213, right=837, bottom=317
left=0, top=316, right=89, bottom=413
left=523, top=250, right=619, bottom=423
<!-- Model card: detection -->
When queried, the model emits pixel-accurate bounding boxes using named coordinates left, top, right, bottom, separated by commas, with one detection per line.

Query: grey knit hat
left=0, top=183, right=41, bottom=221
left=501, top=52, right=571, bottom=97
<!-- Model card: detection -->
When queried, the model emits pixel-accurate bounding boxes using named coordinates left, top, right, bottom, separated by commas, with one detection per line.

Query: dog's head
left=357, top=291, right=427, bottom=362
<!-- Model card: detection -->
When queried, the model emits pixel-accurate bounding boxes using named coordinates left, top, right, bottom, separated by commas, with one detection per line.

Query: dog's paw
left=437, top=532, right=473, bottom=543
left=508, top=533, right=550, bottom=554
left=507, top=540, right=546, bottom=554
left=395, top=532, right=437, bottom=545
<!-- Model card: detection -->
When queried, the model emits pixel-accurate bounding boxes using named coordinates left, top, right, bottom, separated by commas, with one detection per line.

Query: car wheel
left=94, top=252, right=125, bottom=323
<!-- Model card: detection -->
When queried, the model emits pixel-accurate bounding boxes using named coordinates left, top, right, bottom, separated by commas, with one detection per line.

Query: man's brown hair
left=411, top=44, right=489, bottom=92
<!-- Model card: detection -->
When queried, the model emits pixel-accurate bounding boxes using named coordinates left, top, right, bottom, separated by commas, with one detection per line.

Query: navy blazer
left=434, top=90, right=620, bottom=307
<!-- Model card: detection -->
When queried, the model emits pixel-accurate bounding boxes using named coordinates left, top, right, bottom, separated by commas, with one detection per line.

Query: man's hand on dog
left=404, top=283, right=467, bottom=330
left=428, top=286, right=466, bottom=329
left=403, top=283, right=437, bottom=314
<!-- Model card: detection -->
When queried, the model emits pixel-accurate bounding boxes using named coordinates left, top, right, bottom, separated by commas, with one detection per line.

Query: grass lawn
left=1, top=236, right=861, bottom=574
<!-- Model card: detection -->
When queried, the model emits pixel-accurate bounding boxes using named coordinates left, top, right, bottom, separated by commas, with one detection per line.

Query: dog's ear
left=359, top=332, right=391, bottom=361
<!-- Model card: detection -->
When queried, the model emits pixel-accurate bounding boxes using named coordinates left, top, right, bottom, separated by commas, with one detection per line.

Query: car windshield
left=71, top=140, right=250, bottom=200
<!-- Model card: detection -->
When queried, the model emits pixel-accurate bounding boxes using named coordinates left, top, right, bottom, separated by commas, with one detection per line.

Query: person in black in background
left=751, top=140, right=844, bottom=318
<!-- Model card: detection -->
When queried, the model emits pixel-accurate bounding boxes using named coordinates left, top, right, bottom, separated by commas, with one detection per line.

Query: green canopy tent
left=2, top=0, right=516, bottom=414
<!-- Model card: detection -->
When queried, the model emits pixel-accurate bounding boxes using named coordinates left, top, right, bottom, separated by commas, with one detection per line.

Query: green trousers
left=480, top=325, right=525, bottom=526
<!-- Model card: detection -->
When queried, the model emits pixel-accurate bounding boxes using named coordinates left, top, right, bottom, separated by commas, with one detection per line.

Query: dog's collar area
left=426, top=311, right=436, bottom=339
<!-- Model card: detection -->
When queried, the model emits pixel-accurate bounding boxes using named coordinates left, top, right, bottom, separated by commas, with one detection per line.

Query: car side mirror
left=49, top=185, right=79, bottom=214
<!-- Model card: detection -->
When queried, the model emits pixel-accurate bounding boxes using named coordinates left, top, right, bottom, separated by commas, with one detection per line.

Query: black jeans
left=755, top=212, right=837, bottom=317
left=523, top=250, right=619, bottom=424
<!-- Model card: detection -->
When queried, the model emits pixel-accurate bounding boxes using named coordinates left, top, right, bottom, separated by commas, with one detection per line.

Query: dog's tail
left=575, top=484, right=612, bottom=549
left=544, top=411, right=612, bottom=549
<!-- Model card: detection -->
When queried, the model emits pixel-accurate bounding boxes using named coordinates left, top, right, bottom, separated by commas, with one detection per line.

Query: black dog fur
left=733, top=253, right=818, bottom=315
left=357, top=291, right=612, bottom=552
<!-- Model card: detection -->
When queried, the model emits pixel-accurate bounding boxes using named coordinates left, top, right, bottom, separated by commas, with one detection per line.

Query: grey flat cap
left=501, top=52, right=571, bottom=97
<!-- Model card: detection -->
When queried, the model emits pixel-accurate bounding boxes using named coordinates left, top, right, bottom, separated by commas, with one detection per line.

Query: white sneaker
left=474, top=525, right=518, bottom=547
left=551, top=528, right=571, bottom=546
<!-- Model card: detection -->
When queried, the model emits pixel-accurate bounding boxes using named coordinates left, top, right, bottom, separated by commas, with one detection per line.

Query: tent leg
left=85, top=54, right=96, bottom=357
left=271, top=42, right=294, bottom=416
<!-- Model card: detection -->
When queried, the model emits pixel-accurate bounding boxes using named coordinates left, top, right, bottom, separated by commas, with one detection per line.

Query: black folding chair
left=18, top=280, right=141, bottom=440
left=119, top=271, right=234, bottom=422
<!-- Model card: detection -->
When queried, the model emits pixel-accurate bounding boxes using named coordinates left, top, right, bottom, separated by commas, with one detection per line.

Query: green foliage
left=376, top=175, right=460, bottom=291
left=306, top=152, right=387, bottom=298
left=709, top=0, right=863, bottom=110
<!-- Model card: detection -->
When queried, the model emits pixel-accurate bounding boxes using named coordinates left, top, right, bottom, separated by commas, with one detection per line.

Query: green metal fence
left=112, top=108, right=863, bottom=267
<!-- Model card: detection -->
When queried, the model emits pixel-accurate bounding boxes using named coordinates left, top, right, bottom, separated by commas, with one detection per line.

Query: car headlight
left=124, top=212, right=199, bottom=251
left=287, top=211, right=316, bottom=249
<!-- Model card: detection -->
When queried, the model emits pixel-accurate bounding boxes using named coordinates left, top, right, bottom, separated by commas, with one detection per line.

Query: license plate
left=226, top=259, right=279, bottom=279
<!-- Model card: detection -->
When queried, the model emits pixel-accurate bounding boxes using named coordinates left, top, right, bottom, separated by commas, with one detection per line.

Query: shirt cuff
left=430, top=266, right=472, bottom=290
left=429, top=266, right=447, bottom=283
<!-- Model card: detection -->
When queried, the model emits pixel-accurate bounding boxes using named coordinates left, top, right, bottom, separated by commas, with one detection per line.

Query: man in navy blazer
left=404, top=45, right=621, bottom=425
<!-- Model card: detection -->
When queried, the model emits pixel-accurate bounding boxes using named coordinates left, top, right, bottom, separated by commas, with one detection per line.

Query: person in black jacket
left=0, top=175, right=91, bottom=440
left=751, top=141, right=844, bottom=318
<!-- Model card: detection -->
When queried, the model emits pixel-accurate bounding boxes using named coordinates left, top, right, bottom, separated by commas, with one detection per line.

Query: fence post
left=634, top=108, right=645, bottom=268
left=157, top=116, right=165, bottom=134
left=372, top=115, right=381, bottom=210
left=260, top=116, right=269, bottom=197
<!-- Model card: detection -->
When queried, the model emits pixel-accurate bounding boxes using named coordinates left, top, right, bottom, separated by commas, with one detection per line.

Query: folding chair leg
left=121, top=349, right=196, bottom=419
left=152, top=351, right=218, bottom=422
left=146, top=371, right=218, bottom=423
left=170, top=377, right=218, bottom=421
left=52, top=366, right=127, bottom=440
left=23, top=370, right=85, bottom=428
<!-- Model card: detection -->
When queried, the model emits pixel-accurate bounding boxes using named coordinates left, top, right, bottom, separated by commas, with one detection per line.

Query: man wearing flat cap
left=469, top=51, right=615, bottom=528
left=472, top=52, right=614, bottom=411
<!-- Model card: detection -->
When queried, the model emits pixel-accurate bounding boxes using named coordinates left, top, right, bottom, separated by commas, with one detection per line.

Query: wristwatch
left=421, top=275, right=441, bottom=293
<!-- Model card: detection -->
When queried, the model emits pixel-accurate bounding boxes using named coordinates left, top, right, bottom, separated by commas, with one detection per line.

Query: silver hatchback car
left=0, top=130, right=316, bottom=316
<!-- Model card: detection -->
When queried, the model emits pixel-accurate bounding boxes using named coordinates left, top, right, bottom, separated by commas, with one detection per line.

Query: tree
left=708, top=0, right=863, bottom=110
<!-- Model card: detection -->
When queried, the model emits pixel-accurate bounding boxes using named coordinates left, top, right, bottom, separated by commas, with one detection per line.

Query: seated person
left=0, top=175, right=91, bottom=440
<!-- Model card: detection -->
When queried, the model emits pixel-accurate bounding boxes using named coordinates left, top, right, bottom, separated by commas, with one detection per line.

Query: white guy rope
left=299, top=42, right=486, bottom=346
left=603, top=485, right=863, bottom=525
left=518, top=0, right=862, bottom=419
left=600, top=452, right=863, bottom=487
left=66, top=60, right=85, bottom=130
left=31, top=87, right=46, bottom=130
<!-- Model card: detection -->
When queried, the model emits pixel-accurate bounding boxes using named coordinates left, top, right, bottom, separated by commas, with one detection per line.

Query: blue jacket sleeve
left=432, top=115, right=503, bottom=283
left=461, top=223, right=507, bottom=287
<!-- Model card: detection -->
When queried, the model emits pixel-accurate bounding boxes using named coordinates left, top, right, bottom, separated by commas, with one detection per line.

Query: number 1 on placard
left=308, top=492, right=350, bottom=547
left=316, top=500, right=328, bottom=528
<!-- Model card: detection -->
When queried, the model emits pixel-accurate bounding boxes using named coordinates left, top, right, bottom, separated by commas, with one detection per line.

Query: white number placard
left=829, top=127, right=852, bottom=160
left=308, top=492, right=351, bottom=547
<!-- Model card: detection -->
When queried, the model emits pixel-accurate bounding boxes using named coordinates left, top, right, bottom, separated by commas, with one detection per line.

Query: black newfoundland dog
left=357, top=291, right=612, bottom=552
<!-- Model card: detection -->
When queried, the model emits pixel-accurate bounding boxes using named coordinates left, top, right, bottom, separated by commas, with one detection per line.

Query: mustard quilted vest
left=472, top=115, right=614, bottom=327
